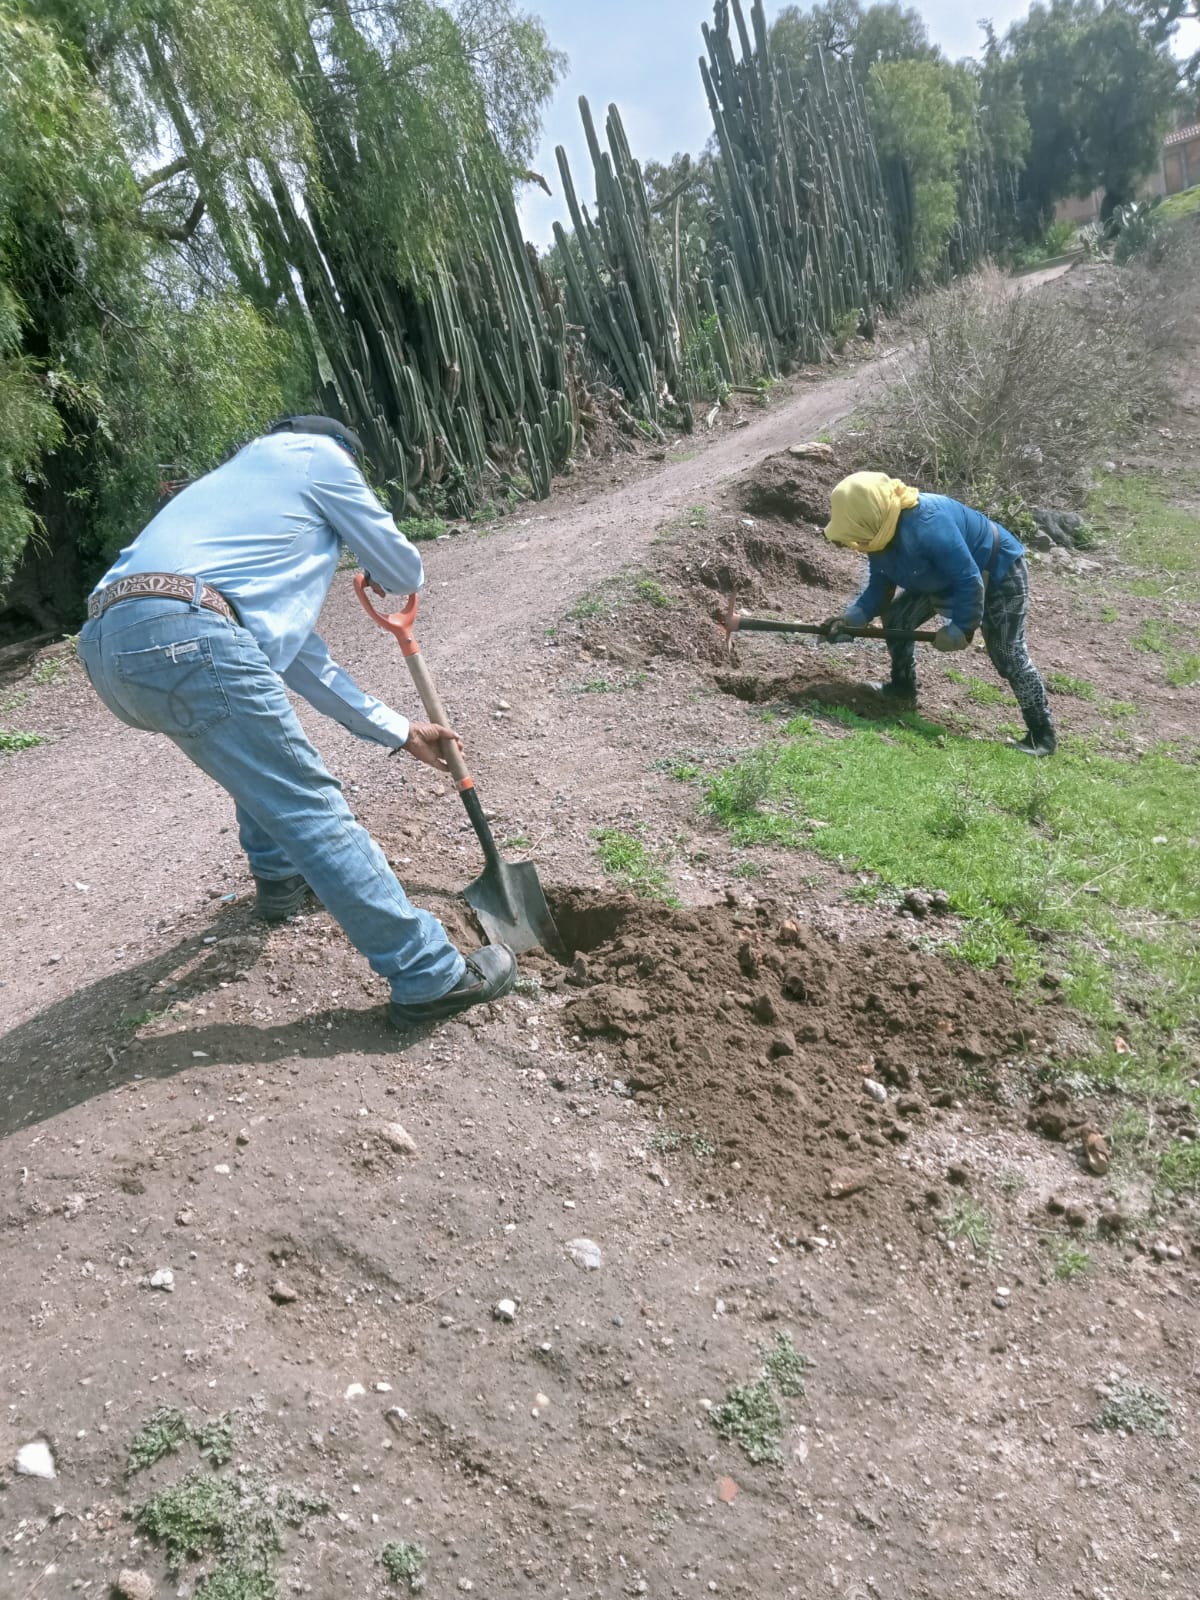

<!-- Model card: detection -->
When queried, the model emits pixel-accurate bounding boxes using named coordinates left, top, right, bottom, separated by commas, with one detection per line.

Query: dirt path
left=2, top=278, right=1196, bottom=1600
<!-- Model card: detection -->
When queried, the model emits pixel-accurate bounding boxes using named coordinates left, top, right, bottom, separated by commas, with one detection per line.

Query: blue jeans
left=78, top=596, right=464, bottom=1005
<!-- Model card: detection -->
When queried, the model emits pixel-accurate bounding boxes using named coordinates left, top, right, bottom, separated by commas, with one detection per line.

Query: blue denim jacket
left=93, top=432, right=424, bottom=747
left=846, top=494, right=1024, bottom=636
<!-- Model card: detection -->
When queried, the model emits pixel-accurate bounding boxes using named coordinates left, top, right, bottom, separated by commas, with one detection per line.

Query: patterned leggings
left=884, top=559, right=1049, bottom=719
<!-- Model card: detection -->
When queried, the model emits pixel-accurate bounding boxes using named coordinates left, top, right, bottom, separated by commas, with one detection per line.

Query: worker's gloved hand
left=400, top=721, right=465, bottom=772
left=933, top=624, right=969, bottom=654
left=820, top=609, right=864, bottom=643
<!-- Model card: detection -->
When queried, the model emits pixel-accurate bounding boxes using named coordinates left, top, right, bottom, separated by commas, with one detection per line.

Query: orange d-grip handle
left=354, top=572, right=421, bottom=656
left=353, top=571, right=474, bottom=790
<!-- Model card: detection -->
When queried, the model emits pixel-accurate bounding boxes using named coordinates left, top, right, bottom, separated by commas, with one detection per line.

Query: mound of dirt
left=738, top=445, right=845, bottom=526
left=550, top=889, right=1039, bottom=1225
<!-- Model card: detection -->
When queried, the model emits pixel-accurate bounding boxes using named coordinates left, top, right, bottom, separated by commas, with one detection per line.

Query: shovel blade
left=464, top=856, right=565, bottom=959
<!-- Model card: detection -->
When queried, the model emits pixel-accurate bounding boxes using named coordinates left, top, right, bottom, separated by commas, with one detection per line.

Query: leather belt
left=87, top=572, right=238, bottom=624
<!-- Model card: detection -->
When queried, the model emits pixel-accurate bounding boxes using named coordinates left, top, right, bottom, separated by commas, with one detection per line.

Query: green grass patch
left=1157, top=1138, right=1200, bottom=1196
left=1090, top=471, right=1200, bottom=596
left=1132, top=618, right=1200, bottom=686
left=381, top=1541, right=428, bottom=1591
left=944, top=669, right=1009, bottom=707
left=128, top=1407, right=191, bottom=1474
left=135, top=1470, right=326, bottom=1591
left=635, top=577, right=672, bottom=608
left=705, top=712, right=1199, bottom=1044
left=0, top=729, right=42, bottom=752
left=593, top=827, right=676, bottom=903
left=762, top=1333, right=812, bottom=1398
left=1045, top=672, right=1096, bottom=700
left=1099, top=604, right=1119, bottom=624
left=1156, top=184, right=1200, bottom=223
left=940, top=1196, right=996, bottom=1259
left=1166, top=653, right=1200, bottom=687
left=572, top=671, right=646, bottom=694
left=395, top=516, right=447, bottom=543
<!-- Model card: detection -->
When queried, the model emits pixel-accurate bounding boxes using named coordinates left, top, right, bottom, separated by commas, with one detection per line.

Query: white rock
left=375, top=1120, right=418, bottom=1155
left=373, top=1381, right=393, bottom=1393
left=493, top=1298, right=517, bottom=1322
left=862, top=1078, right=888, bottom=1103
left=566, top=1237, right=602, bottom=1271
left=344, top=1383, right=366, bottom=1400
left=148, top=1269, right=175, bottom=1292
left=16, top=1440, right=56, bottom=1479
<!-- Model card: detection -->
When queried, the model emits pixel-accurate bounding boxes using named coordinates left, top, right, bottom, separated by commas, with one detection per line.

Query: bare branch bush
left=852, top=262, right=1169, bottom=520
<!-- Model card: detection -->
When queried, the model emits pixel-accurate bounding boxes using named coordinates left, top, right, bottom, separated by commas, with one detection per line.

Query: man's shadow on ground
left=0, top=919, right=436, bottom=1139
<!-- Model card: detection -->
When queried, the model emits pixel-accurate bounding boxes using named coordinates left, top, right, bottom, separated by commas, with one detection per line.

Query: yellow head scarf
left=824, top=471, right=919, bottom=554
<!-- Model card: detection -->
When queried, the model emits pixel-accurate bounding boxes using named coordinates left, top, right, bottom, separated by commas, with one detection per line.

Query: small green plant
left=1106, top=700, right=1136, bottom=718
left=635, top=577, right=672, bottom=608
left=731, top=858, right=764, bottom=879
left=710, top=1378, right=785, bottom=1466
left=568, top=591, right=607, bottom=619
left=940, top=1197, right=995, bottom=1258
left=1165, top=653, right=1200, bottom=688
left=32, top=657, right=65, bottom=685
left=574, top=671, right=646, bottom=694
left=1094, top=1380, right=1174, bottom=1437
left=1045, top=672, right=1096, bottom=700
left=381, top=1541, right=428, bottom=1591
left=0, top=730, right=42, bottom=752
left=687, top=504, right=709, bottom=526
left=762, top=1333, right=811, bottom=1398
left=647, top=1128, right=683, bottom=1153
left=1051, top=1240, right=1091, bottom=1282
left=194, top=1414, right=236, bottom=1468
left=688, top=1131, right=717, bottom=1159
left=1158, top=1139, right=1200, bottom=1195
left=128, top=1407, right=190, bottom=1474
left=997, top=1168, right=1028, bottom=1198
left=1100, top=604, right=1119, bottom=624
left=713, top=747, right=776, bottom=818
left=395, top=516, right=447, bottom=543
left=668, top=762, right=701, bottom=782
left=499, top=832, right=531, bottom=851
left=593, top=827, right=676, bottom=903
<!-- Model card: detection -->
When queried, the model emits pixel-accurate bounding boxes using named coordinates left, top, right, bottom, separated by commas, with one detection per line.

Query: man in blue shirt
left=77, top=415, right=517, bottom=1025
left=821, top=471, right=1056, bottom=756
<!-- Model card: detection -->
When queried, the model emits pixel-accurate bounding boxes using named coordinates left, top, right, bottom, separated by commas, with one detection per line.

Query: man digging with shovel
left=77, top=415, right=517, bottom=1027
left=820, top=471, right=1057, bottom=756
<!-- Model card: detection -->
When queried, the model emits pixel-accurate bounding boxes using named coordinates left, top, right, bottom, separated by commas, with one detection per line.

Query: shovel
left=721, top=593, right=941, bottom=653
left=354, top=574, right=565, bottom=961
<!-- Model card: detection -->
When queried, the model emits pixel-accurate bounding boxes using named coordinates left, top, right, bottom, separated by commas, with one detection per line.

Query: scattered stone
left=1083, top=1130, right=1110, bottom=1175
left=534, top=1392, right=550, bottom=1409
left=62, top=1193, right=85, bottom=1218
left=751, top=993, right=779, bottom=1026
left=384, top=1407, right=409, bottom=1433
left=270, top=1279, right=299, bottom=1305
left=374, top=1121, right=418, bottom=1155
left=148, top=1268, right=175, bottom=1292
left=862, top=1078, right=888, bottom=1104
left=493, top=1298, right=517, bottom=1323
left=992, top=1293, right=1011, bottom=1310
left=1065, top=1204, right=1088, bottom=1231
left=788, top=441, right=835, bottom=460
left=115, top=1572, right=155, bottom=1600
left=15, top=1440, right=56, bottom=1479
left=903, top=890, right=929, bottom=919
left=777, top=920, right=800, bottom=945
left=716, top=1475, right=739, bottom=1504
left=566, top=1237, right=603, bottom=1271
left=895, top=1094, right=925, bottom=1117
left=769, top=1032, right=796, bottom=1058
left=344, top=1383, right=366, bottom=1400
left=1097, top=1210, right=1127, bottom=1237
left=373, top=1382, right=393, bottom=1393
left=213, top=1164, right=231, bottom=1176
left=1150, top=1240, right=1180, bottom=1263
left=174, top=1209, right=193, bottom=1227
left=826, top=1165, right=875, bottom=1200
left=236, top=1129, right=251, bottom=1147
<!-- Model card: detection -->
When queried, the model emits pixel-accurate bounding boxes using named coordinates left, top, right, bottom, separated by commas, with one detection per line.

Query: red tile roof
left=1164, top=122, right=1200, bottom=149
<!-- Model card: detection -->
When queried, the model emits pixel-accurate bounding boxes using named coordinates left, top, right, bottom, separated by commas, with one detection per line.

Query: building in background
left=1055, top=116, right=1200, bottom=225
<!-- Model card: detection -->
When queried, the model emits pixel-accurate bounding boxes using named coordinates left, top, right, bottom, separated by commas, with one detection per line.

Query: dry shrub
left=854, top=264, right=1163, bottom=514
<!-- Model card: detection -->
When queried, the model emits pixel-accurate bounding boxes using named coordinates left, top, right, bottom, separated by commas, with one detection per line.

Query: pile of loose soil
left=715, top=660, right=890, bottom=716
left=546, top=888, right=1043, bottom=1226
left=736, top=444, right=845, bottom=526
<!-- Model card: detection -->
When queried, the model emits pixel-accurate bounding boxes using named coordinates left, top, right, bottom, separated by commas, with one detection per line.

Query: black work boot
left=1010, top=711, right=1057, bottom=757
left=390, top=944, right=518, bottom=1029
left=254, top=873, right=311, bottom=923
left=867, top=672, right=918, bottom=711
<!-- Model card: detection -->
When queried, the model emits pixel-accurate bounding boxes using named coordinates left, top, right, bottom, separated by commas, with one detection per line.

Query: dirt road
left=2, top=292, right=1195, bottom=1600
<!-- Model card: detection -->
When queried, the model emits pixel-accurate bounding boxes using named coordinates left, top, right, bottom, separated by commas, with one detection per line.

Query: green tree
left=1005, top=0, right=1178, bottom=226
left=770, top=0, right=936, bottom=83
left=868, top=59, right=976, bottom=278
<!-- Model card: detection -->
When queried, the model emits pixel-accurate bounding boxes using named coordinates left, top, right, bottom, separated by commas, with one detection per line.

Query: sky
left=516, top=0, right=1200, bottom=247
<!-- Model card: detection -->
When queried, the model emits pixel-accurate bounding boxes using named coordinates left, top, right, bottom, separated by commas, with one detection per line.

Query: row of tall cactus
left=297, top=0, right=1012, bottom=515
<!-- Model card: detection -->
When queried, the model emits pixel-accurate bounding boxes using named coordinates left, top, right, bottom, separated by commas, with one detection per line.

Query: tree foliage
left=1004, top=0, right=1178, bottom=225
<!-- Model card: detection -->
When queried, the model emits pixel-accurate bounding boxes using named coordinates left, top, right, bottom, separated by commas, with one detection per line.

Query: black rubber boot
left=390, top=944, right=518, bottom=1028
left=254, top=873, right=311, bottom=923
left=866, top=674, right=918, bottom=711
left=1010, top=711, right=1057, bottom=757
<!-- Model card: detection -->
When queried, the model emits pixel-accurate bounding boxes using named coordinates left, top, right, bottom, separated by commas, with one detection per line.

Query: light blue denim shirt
left=93, top=432, right=424, bottom=748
